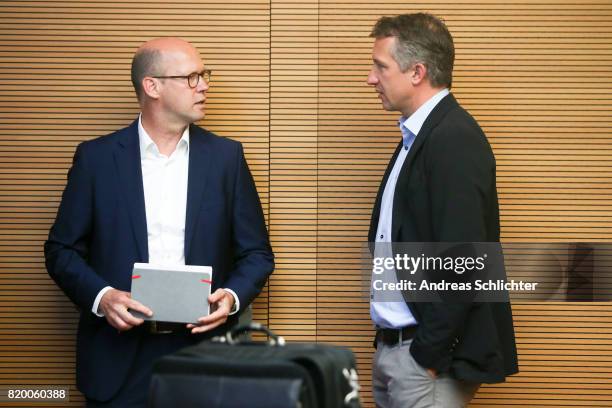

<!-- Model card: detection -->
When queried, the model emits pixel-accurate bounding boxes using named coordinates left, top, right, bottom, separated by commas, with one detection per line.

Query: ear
left=411, top=63, right=428, bottom=85
left=142, top=77, right=161, bottom=100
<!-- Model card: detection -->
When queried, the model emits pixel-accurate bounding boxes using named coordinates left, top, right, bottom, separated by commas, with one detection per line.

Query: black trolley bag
left=149, top=323, right=361, bottom=408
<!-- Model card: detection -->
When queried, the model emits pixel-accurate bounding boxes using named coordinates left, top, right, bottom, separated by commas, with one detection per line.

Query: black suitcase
left=149, top=323, right=361, bottom=408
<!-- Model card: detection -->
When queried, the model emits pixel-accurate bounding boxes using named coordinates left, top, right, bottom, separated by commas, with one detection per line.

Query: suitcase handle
left=225, top=323, right=286, bottom=346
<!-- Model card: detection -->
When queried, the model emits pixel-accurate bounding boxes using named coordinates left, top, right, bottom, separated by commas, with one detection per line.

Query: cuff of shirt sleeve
left=92, top=286, right=113, bottom=317
left=223, top=288, right=240, bottom=315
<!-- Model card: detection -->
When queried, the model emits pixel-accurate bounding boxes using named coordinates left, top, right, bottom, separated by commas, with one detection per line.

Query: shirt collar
left=138, top=114, right=190, bottom=157
left=398, top=88, right=450, bottom=137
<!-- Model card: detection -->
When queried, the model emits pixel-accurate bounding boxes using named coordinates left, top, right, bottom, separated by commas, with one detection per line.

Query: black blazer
left=369, top=94, right=518, bottom=383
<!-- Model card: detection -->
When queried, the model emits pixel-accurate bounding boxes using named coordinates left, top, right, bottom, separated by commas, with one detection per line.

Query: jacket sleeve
left=44, top=143, right=109, bottom=311
left=409, top=113, right=496, bottom=372
left=221, top=143, right=274, bottom=309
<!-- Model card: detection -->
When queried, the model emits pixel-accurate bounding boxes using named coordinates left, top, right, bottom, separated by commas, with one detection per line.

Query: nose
left=196, top=76, right=209, bottom=92
left=366, top=69, right=378, bottom=86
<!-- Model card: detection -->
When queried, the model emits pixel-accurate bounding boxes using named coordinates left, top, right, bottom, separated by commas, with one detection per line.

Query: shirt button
left=380, top=234, right=384, bottom=239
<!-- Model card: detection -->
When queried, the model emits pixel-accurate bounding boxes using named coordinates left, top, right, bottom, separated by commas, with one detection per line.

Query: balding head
left=130, top=37, right=200, bottom=102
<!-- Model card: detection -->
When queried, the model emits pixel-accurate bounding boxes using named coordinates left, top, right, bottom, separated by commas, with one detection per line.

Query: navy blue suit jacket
left=45, top=119, right=274, bottom=400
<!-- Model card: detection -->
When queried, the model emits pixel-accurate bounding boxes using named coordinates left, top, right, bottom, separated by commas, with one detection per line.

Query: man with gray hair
left=366, top=13, right=518, bottom=407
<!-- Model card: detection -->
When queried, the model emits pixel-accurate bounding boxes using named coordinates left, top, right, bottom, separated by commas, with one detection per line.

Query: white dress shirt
left=370, top=88, right=450, bottom=329
left=92, top=115, right=239, bottom=316
left=139, top=117, right=190, bottom=266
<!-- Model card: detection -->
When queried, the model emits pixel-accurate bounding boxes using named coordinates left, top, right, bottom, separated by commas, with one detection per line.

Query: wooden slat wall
left=0, top=1, right=270, bottom=405
left=1, top=1, right=612, bottom=407
left=268, top=0, right=318, bottom=341
left=318, top=1, right=612, bottom=407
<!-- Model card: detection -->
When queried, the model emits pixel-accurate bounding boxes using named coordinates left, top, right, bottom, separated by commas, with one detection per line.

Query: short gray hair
left=370, top=13, right=455, bottom=88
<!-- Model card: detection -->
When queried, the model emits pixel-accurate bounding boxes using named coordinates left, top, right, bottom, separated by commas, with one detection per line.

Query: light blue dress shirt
left=370, top=88, right=450, bottom=329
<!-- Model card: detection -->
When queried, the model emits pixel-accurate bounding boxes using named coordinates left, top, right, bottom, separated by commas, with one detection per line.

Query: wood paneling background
left=0, top=0, right=611, bottom=406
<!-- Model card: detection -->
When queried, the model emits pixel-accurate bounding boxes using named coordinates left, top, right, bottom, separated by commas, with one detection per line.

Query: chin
left=192, top=113, right=206, bottom=122
left=379, top=98, right=394, bottom=111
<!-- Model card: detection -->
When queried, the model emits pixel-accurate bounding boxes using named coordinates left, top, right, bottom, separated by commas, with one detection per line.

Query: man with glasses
left=45, top=38, right=274, bottom=407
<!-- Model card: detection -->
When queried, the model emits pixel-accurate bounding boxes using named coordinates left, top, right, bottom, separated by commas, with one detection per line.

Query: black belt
left=375, top=326, right=417, bottom=347
left=144, top=321, right=189, bottom=335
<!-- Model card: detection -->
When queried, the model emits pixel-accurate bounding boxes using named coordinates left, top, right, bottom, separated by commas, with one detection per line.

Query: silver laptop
left=130, top=263, right=212, bottom=323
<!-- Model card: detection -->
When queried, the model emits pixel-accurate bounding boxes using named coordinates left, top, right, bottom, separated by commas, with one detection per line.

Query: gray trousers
left=373, top=338, right=480, bottom=408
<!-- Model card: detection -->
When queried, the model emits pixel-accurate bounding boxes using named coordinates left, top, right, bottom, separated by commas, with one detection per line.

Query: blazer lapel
left=184, top=125, right=212, bottom=262
left=114, top=120, right=148, bottom=261
left=391, top=93, right=459, bottom=240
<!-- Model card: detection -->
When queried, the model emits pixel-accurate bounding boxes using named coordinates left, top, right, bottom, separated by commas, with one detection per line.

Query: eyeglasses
left=152, top=69, right=212, bottom=88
